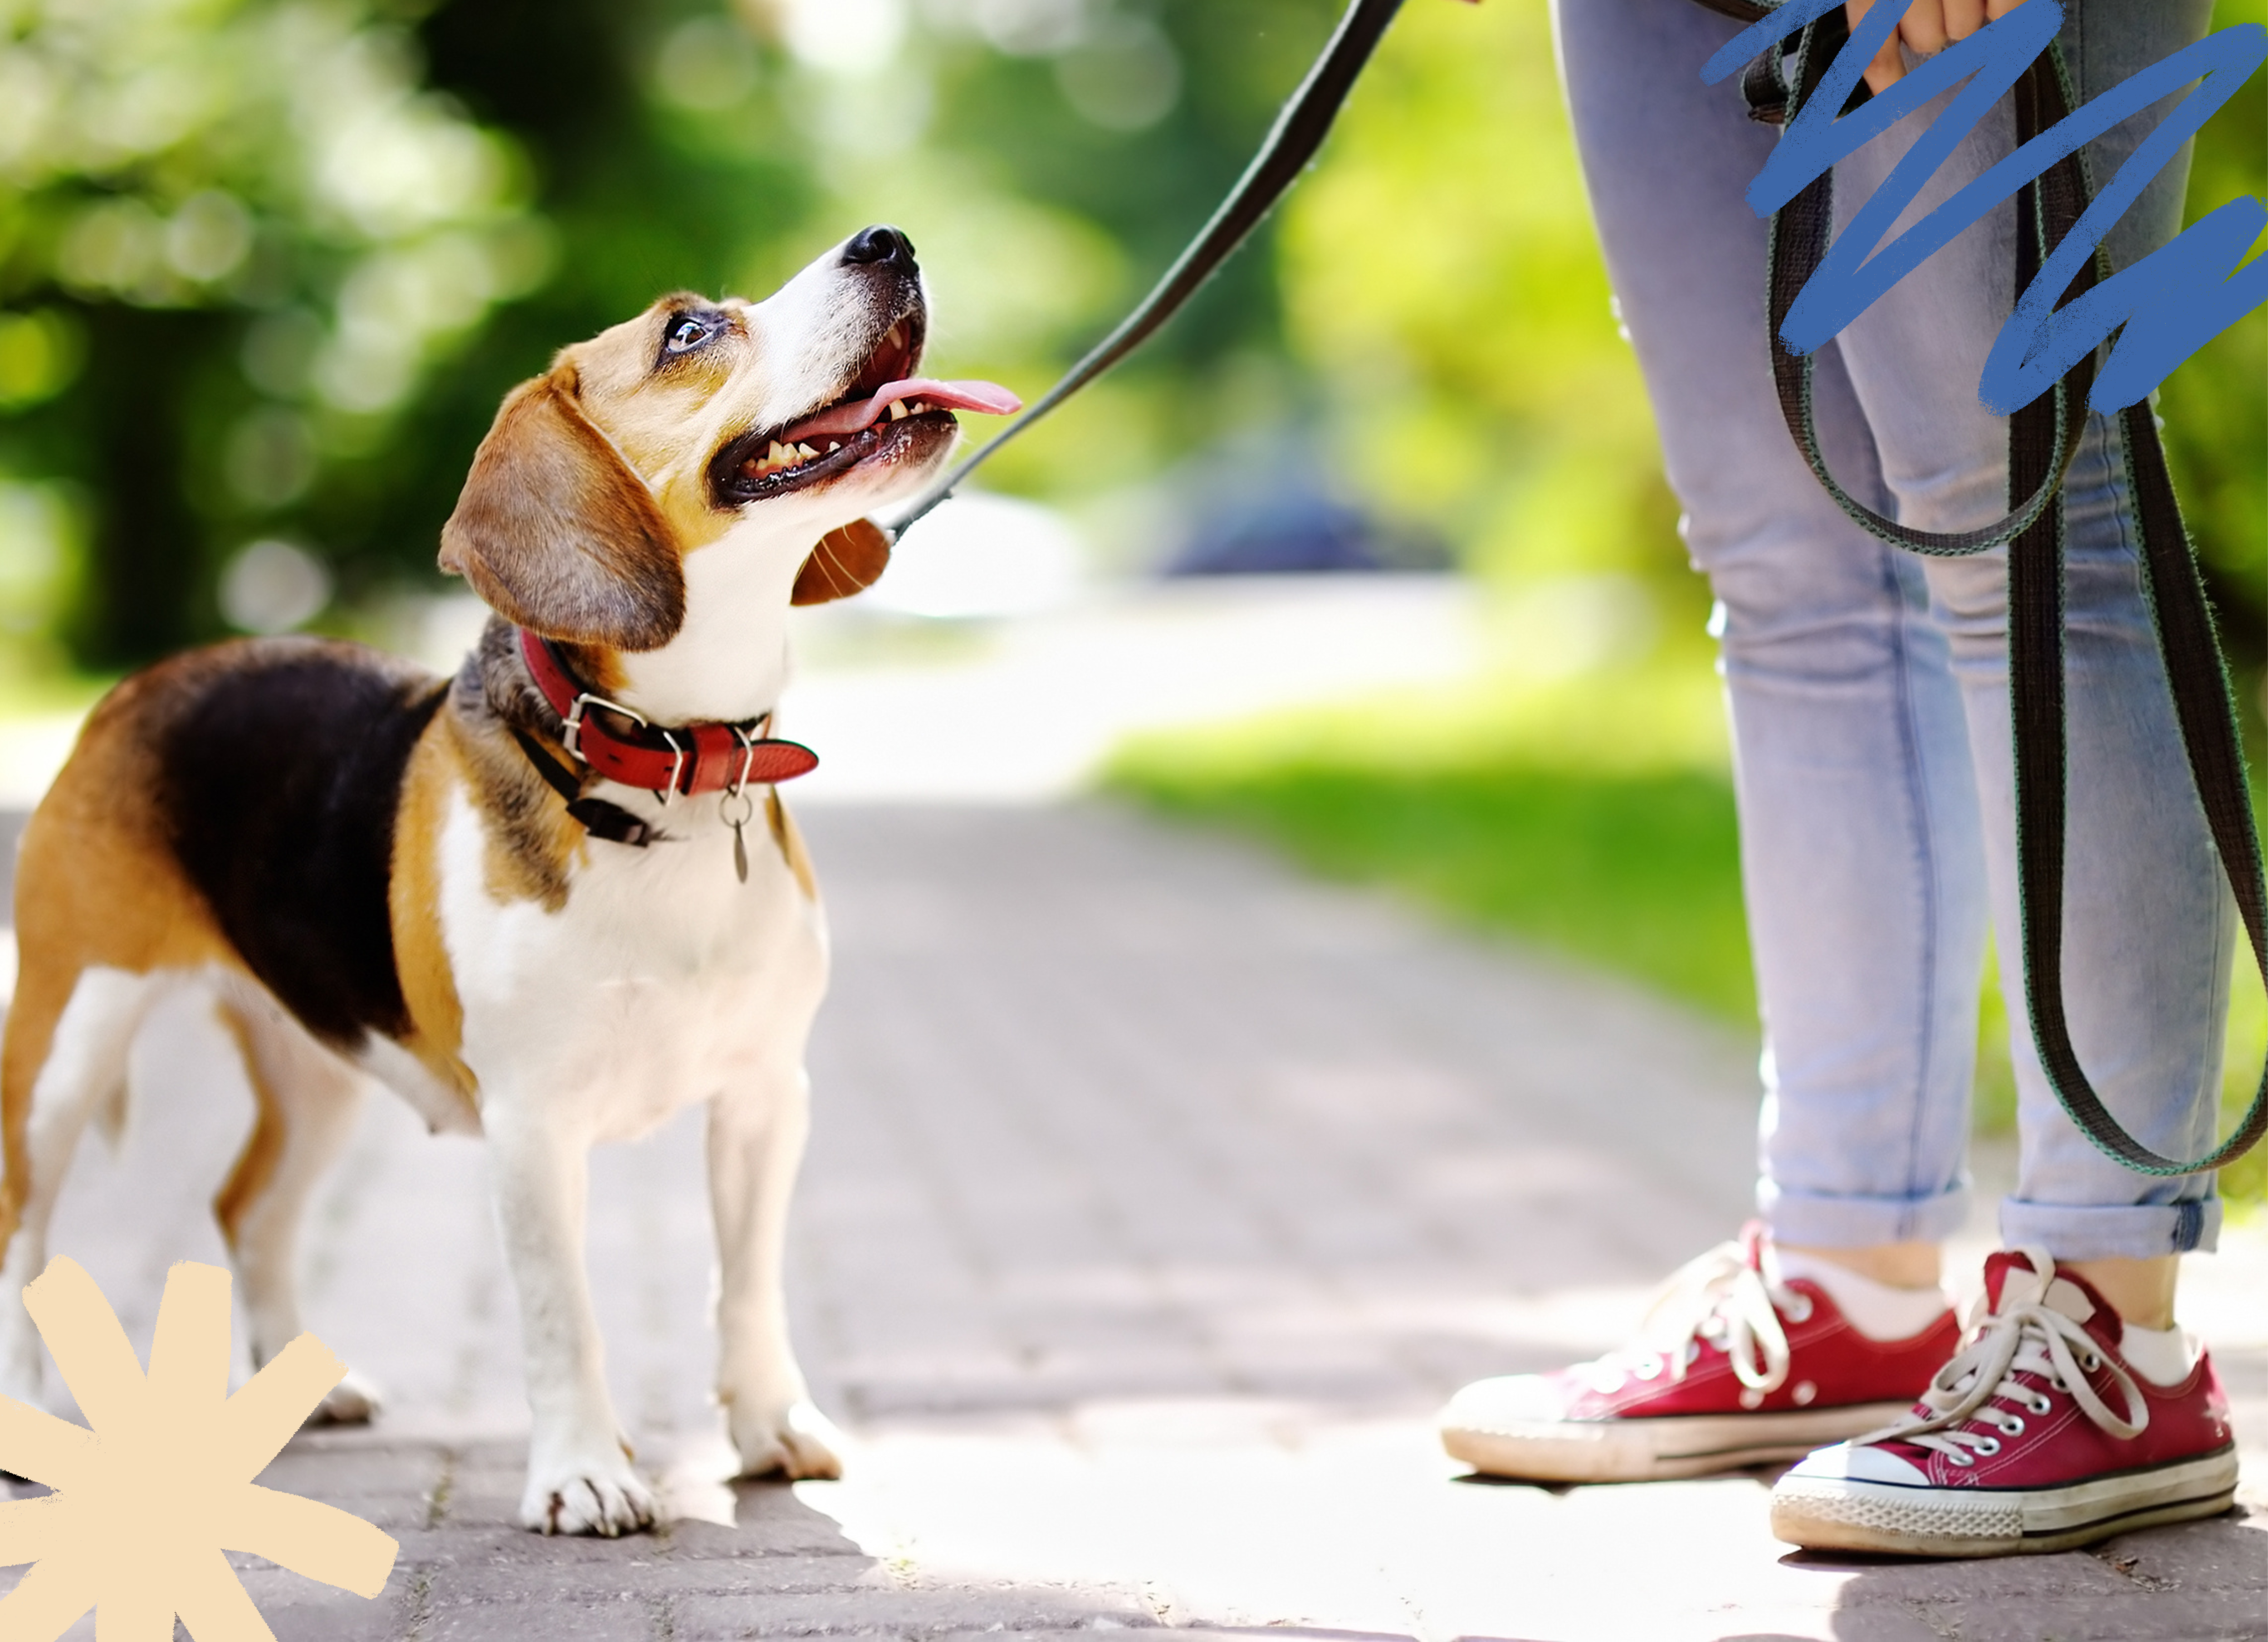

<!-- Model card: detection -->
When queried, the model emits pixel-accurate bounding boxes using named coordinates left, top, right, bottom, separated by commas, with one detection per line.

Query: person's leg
left=1436, top=0, right=1982, bottom=1487
left=1558, top=0, right=1987, bottom=1258
left=1828, top=0, right=2228, bottom=1288
left=1772, top=0, right=2239, bottom=1558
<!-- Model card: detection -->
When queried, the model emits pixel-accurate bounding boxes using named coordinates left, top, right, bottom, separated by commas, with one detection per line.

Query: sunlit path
left=0, top=801, right=2258, bottom=1639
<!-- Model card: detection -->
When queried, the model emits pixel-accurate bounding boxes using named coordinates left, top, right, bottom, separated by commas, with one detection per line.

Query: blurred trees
left=0, top=0, right=1339, bottom=669
left=0, top=0, right=2258, bottom=678
left=0, top=0, right=550, bottom=665
left=1280, top=0, right=1677, bottom=605
left=1282, top=0, right=2266, bottom=674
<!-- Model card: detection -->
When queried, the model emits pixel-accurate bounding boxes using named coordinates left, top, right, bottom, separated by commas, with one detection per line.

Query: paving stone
left=2092, top=1510, right=2268, bottom=1593
left=424, top=1554, right=880, bottom=1603
left=232, top=1567, right=411, bottom=1642
left=256, top=1443, right=445, bottom=1501
left=1910, top=1590, right=2268, bottom=1641
left=423, top=1598, right=665, bottom=1641
left=670, top=1585, right=1151, bottom=1640
left=1797, top=1548, right=2136, bottom=1605
left=0, top=802, right=2260, bottom=1642
left=1706, top=1613, right=1945, bottom=1642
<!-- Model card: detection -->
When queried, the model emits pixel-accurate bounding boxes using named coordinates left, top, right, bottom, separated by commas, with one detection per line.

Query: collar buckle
left=561, top=689, right=649, bottom=765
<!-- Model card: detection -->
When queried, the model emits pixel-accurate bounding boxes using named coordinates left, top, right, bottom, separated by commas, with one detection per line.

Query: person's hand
left=1846, top=0, right=2028, bottom=95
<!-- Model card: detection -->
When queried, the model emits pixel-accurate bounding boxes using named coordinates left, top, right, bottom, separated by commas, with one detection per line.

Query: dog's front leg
left=709, top=1066, right=843, bottom=1479
left=484, top=1097, right=656, bottom=1535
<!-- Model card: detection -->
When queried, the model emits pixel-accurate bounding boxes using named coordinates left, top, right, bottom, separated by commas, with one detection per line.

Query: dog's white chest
left=433, top=789, right=827, bottom=1141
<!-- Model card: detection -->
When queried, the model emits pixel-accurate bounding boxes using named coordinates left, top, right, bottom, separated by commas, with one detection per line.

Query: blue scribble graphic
left=1703, top=2, right=2268, bottom=414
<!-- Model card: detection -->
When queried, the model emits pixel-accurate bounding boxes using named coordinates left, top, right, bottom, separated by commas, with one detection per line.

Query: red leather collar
left=516, top=628, right=817, bottom=797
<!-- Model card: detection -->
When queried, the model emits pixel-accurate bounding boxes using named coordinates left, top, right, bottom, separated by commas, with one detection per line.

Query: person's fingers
left=1900, top=0, right=1950, bottom=57
left=1848, top=0, right=1910, bottom=93
left=1940, top=0, right=1987, bottom=38
left=1867, top=29, right=1907, bottom=92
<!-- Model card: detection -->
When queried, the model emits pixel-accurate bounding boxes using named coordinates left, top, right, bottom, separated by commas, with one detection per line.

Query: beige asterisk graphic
left=0, top=1257, right=397, bottom=1639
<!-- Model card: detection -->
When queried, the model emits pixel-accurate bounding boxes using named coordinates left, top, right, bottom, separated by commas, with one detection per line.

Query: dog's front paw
left=306, top=1369, right=382, bottom=1428
left=520, top=1449, right=656, bottom=1536
left=732, top=1399, right=845, bottom=1481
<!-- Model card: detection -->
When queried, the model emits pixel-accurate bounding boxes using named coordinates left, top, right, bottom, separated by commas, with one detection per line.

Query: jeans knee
left=1920, top=549, right=2008, bottom=660
left=1706, top=531, right=1926, bottom=677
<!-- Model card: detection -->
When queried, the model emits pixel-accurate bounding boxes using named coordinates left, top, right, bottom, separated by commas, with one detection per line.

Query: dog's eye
left=665, top=315, right=717, bottom=355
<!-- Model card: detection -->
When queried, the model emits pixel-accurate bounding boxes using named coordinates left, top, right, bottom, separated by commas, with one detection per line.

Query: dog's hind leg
left=210, top=990, right=376, bottom=1424
left=0, top=962, right=166, bottom=1405
left=709, top=1062, right=842, bottom=1481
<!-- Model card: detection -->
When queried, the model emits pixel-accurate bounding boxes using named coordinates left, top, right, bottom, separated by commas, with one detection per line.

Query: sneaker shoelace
left=1857, top=1246, right=2147, bottom=1466
left=1584, top=1237, right=1807, bottom=1395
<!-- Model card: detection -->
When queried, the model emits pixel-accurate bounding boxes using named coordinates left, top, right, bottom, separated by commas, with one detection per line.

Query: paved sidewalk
left=1, top=804, right=2261, bottom=1640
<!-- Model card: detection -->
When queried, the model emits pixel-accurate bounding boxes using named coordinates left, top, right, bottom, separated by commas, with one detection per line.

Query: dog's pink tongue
left=781, top=378, right=1021, bottom=443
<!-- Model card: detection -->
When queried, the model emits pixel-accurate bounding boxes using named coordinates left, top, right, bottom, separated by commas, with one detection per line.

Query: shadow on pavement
left=1750, top=1506, right=2267, bottom=1642
left=0, top=804, right=2260, bottom=1639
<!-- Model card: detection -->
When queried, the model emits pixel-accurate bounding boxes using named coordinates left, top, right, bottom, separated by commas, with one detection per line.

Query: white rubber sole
left=1770, top=1446, right=2241, bottom=1557
left=1441, top=1401, right=1916, bottom=1484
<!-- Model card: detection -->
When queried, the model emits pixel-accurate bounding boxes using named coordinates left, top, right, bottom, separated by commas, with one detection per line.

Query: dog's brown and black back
left=0, top=639, right=442, bottom=1239
left=153, top=641, right=446, bottom=1047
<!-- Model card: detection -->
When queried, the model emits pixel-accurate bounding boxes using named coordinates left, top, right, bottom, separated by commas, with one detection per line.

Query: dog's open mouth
left=712, top=315, right=1020, bottom=506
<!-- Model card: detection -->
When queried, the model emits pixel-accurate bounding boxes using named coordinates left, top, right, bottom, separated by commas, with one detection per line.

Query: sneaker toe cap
left=1440, top=1374, right=1564, bottom=1432
left=1784, top=1440, right=1928, bottom=1486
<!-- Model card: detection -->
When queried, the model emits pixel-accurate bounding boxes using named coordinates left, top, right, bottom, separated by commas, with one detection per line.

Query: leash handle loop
left=1765, top=7, right=2268, bottom=1175
left=1766, top=6, right=2093, bottom=562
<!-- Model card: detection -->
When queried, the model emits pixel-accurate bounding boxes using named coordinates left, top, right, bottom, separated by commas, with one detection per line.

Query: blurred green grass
left=1109, top=628, right=2268, bottom=1209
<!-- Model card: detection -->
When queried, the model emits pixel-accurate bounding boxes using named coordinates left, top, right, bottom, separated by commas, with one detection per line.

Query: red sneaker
left=1439, top=1226, right=1960, bottom=1481
left=1772, top=1249, right=2241, bottom=1557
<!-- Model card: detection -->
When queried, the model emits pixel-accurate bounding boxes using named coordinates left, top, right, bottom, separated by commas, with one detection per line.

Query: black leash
left=509, top=726, right=661, bottom=848
left=1759, top=7, right=2267, bottom=1175
left=876, top=0, right=2265, bottom=1176
left=880, top=0, right=1410, bottom=543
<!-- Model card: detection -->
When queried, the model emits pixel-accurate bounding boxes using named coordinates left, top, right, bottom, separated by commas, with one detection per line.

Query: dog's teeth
left=827, top=441, right=841, bottom=453
left=888, top=400, right=908, bottom=421
left=797, top=442, right=819, bottom=459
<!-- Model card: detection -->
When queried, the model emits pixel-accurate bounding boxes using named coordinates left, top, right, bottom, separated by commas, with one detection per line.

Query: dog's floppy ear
left=440, top=366, right=687, bottom=650
left=791, top=518, right=893, bottom=605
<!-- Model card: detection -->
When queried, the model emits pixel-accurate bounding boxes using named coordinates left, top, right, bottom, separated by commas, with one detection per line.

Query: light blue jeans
left=1552, top=0, right=2235, bottom=1260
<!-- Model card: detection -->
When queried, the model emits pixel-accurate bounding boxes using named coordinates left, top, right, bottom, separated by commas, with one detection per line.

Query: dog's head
left=439, top=225, right=1013, bottom=650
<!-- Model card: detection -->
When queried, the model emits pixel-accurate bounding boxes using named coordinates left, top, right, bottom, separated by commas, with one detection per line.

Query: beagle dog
left=0, top=225, right=1017, bottom=1535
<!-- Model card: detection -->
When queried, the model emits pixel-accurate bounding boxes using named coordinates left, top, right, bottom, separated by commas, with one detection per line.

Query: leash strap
left=873, top=0, right=2262, bottom=1174
left=1765, top=8, right=2267, bottom=1175
left=880, top=0, right=1411, bottom=541
left=508, top=726, right=660, bottom=848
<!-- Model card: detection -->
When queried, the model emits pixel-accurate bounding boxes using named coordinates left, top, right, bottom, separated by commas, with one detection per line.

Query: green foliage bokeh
left=2, top=0, right=2261, bottom=1189
left=0, top=0, right=2258, bottom=678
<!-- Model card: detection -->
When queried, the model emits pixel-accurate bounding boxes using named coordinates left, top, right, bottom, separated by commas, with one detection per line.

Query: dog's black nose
left=841, top=224, right=918, bottom=274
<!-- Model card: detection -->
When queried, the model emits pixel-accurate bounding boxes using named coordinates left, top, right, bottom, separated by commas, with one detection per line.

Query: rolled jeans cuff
left=1999, top=1195, right=2221, bottom=1261
left=1757, top=1177, right=1973, bottom=1249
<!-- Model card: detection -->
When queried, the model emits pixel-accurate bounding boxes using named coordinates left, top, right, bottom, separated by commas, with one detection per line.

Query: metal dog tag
left=721, top=789, right=756, bottom=883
